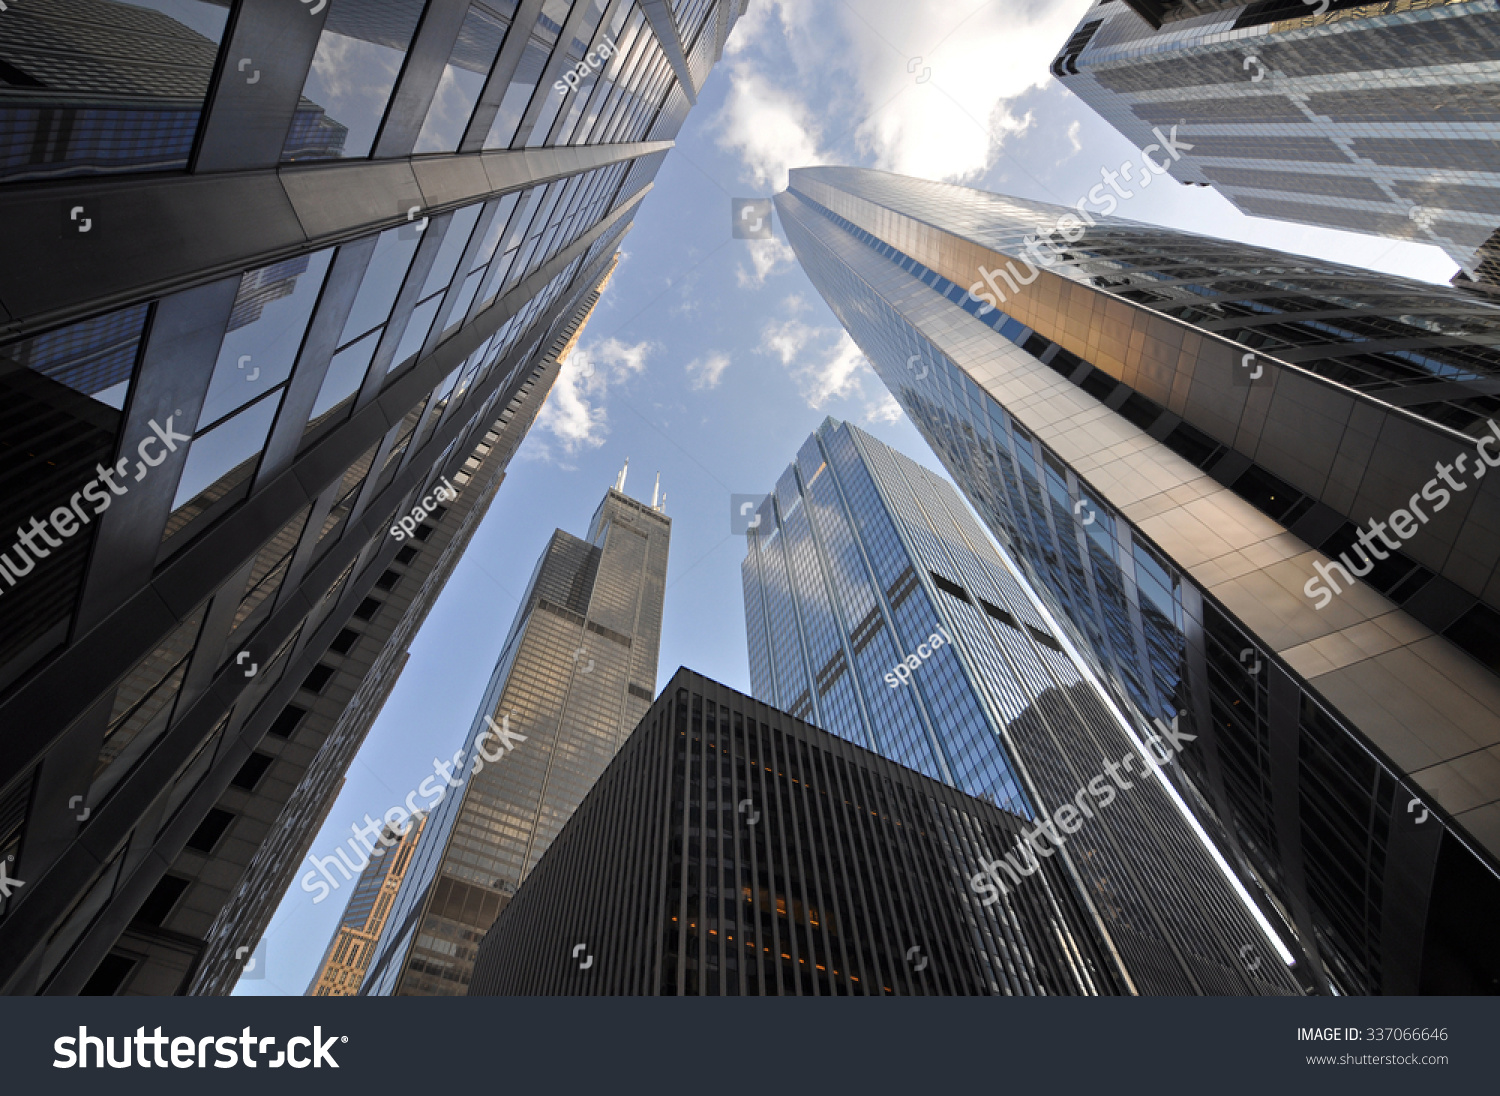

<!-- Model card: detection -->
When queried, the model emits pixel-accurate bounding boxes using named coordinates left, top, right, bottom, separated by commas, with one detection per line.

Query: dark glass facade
left=776, top=166, right=1500, bottom=994
left=469, top=669, right=1125, bottom=996
left=0, top=0, right=736, bottom=996
left=1051, top=0, right=1500, bottom=285
left=742, top=419, right=1300, bottom=995
left=360, top=479, right=670, bottom=995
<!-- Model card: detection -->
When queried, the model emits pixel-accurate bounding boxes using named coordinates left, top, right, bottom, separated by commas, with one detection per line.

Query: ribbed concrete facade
left=470, top=669, right=1125, bottom=996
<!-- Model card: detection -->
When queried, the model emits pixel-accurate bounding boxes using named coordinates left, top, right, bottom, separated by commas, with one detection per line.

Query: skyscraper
left=306, top=812, right=427, bottom=996
left=743, top=419, right=1299, bottom=996
left=470, top=669, right=1125, bottom=996
left=775, top=166, right=1500, bottom=994
left=0, top=0, right=737, bottom=995
left=360, top=472, right=670, bottom=995
left=1050, top=0, right=1500, bottom=285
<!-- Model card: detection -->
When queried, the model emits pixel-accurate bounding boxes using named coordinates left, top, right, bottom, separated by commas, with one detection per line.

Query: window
left=267, top=704, right=308, bottom=739
left=283, top=0, right=431, bottom=161
left=185, top=809, right=235, bottom=853
left=230, top=752, right=275, bottom=791
left=329, top=628, right=360, bottom=656
left=134, top=875, right=190, bottom=927
left=79, top=954, right=137, bottom=996
left=0, top=0, right=230, bottom=183
left=302, top=664, right=336, bottom=694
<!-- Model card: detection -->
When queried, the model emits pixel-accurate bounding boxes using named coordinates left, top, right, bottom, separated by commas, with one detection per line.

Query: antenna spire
left=615, top=458, right=629, bottom=493
left=651, top=472, right=660, bottom=509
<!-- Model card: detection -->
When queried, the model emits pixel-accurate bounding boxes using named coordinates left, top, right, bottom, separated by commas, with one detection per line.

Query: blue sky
left=238, top=0, right=1456, bottom=995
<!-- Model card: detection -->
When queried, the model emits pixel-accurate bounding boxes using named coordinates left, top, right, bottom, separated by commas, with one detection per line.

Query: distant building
left=306, top=813, right=427, bottom=996
left=469, top=669, right=1125, bottom=996
left=361, top=473, right=671, bottom=996
left=1051, top=0, right=1500, bottom=285
left=742, top=419, right=1299, bottom=996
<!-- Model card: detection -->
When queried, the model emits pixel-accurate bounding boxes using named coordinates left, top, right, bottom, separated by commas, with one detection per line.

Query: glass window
left=420, top=205, right=485, bottom=299
left=0, top=0, right=229, bottom=183
left=166, top=389, right=282, bottom=534
left=413, top=2, right=516, bottom=154
left=200, top=249, right=335, bottom=428
left=483, top=0, right=575, bottom=149
left=282, top=0, right=431, bottom=162
left=91, top=605, right=206, bottom=803
left=387, top=295, right=446, bottom=376
left=340, top=228, right=423, bottom=345
left=306, top=329, right=381, bottom=437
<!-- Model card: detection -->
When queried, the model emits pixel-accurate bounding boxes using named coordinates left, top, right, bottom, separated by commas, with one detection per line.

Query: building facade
left=360, top=475, right=670, bottom=995
left=742, top=419, right=1300, bottom=996
left=469, top=669, right=1125, bottom=996
left=0, top=0, right=739, bottom=995
left=775, top=166, right=1500, bottom=994
left=1050, top=0, right=1500, bottom=284
left=306, top=813, right=428, bottom=996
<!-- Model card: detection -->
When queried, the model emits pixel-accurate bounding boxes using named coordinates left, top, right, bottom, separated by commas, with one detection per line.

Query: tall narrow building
left=306, top=812, right=427, bottom=996
left=1050, top=0, right=1500, bottom=285
left=470, top=669, right=1125, bottom=997
left=0, top=0, right=738, bottom=995
left=743, top=419, right=1299, bottom=996
left=360, top=474, right=670, bottom=995
left=775, top=166, right=1500, bottom=994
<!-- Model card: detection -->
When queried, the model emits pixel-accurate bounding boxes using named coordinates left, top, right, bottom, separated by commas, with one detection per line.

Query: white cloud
left=761, top=321, right=871, bottom=409
left=760, top=317, right=819, bottom=367
left=840, top=0, right=1091, bottom=182
left=736, top=235, right=797, bottom=288
left=715, top=63, right=824, bottom=191
left=715, top=0, right=1093, bottom=189
left=534, top=337, right=651, bottom=457
left=686, top=351, right=732, bottom=391
left=865, top=392, right=904, bottom=424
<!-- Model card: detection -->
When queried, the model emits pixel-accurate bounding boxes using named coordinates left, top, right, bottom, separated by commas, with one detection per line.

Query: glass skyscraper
left=1050, top=0, right=1500, bottom=285
left=743, top=419, right=1300, bottom=996
left=776, top=166, right=1500, bottom=994
left=361, top=475, right=670, bottom=995
left=0, top=0, right=736, bottom=996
